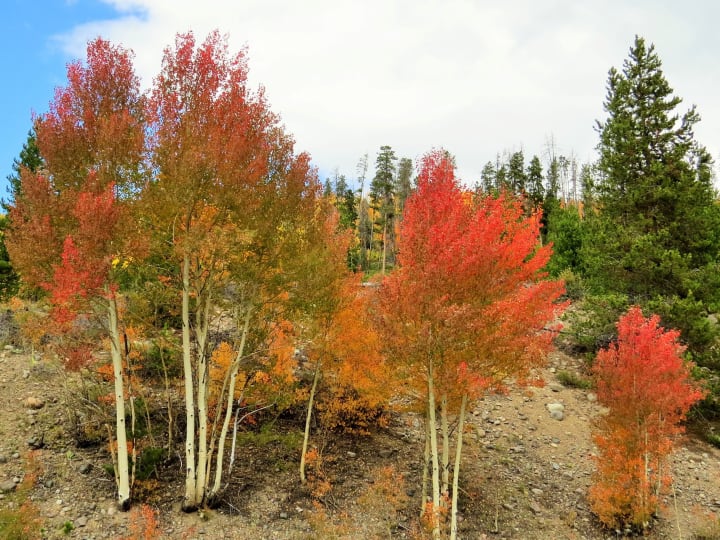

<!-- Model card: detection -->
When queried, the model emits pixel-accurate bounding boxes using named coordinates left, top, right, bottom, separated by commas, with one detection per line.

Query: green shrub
left=556, top=369, right=592, bottom=389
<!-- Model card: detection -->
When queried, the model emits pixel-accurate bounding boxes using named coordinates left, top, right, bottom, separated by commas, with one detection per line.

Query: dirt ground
left=0, top=345, right=719, bottom=540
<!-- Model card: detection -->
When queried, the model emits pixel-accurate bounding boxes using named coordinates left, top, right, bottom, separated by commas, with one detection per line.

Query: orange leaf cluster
left=589, top=306, right=705, bottom=529
left=378, top=149, right=566, bottom=402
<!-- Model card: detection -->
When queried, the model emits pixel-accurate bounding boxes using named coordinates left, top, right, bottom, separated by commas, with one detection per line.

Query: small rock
left=0, top=480, right=17, bottom=493
left=0, top=454, right=7, bottom=464
left=79, top=463, right=92, bottom=474
left=279, top=512, right=288, bottom=519
left=546, top=403, right=564, bottom=413
left=378, top=449, right=395, bottom=459
left=25, top=396, right=45, bottom=410
left=549, top=383, right=564, bottom=392
left=529, top=502, right=543, bottom=514
left=22, top=370, right=30, bottom=379
left=27, top=435, right=44, bottom=449
left=502, top=503, right=515, bottom=511
left=476, top=428, right=486, bottom=439
left=11, top=453, right=19, bottom=459
left=586, top=392, right=598, bottom=403
left=346, top=451, right=357, bottom=458
left=531, top=488, right=544, bottom=496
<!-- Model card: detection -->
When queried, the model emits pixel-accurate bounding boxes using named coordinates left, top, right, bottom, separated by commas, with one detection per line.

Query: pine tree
left=526, top=155, right=544, bottom=207
left=480, top=161, right=496, bottom=193
left=395, top=157, right=413, bottom=213
left=370, top=145, right=397, bottom=273
left=507, top=150, right=526, bottom=194
left=4, top=128, right=43, bottom=211
left=586, top=35, right=720, bottom=358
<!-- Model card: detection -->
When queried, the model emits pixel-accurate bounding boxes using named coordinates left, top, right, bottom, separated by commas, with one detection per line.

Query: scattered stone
left=586, top=392, right=598, bottom=403
left=529, top=502, right=543, bottom=514
left=0, top=454, right=7, bottom=464
left=546, top=403, right=564, bottom=413
left=79, top=463, right=92, bottom=474
left=546, top=403, right=565, bottom=421
left=476, top=428, right=486, bottom=439
left=22, top=370, right=30, bottom=379
left=346, top=451, right=357, bottom=458
left=279, top=512, right=288, bottom=519
left=378, top=448, right=395, bottom=459
left=11, top=453, right=19, bottom=459
left=0, top=480, right=17, bottom=493
left=502, top=502, right=515, bottom=511
left=25, top=396, right=45, bottom=410
left=549, top=383, right=564, bottom=392
left=27, top=435, right=44, bottom=449
left=531, top=488, right=544, bottom=496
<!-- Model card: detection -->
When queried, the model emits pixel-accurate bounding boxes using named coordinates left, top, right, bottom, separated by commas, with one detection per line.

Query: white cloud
left=55, top=0, right=720, bottom=184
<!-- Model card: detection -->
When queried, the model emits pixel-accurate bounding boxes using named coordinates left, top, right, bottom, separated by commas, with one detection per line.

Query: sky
left=2, top=0, right=720, bottom=196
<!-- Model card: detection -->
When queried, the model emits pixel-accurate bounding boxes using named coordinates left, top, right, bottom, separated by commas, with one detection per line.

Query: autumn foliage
left=589, top=306, right=705, bottom=530
left=377, top=150, right=565, bottom=539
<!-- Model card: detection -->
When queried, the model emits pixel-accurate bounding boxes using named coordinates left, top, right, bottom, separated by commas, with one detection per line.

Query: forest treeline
left=0, top=31, right=717, bottom=536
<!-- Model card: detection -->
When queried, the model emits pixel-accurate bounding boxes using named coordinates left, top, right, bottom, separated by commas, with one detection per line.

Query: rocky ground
left=0, top=345, right=719, bottom=539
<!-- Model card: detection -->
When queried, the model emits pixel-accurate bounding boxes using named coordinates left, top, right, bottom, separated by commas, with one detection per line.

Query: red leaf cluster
left=589, top=306, right=705, bottom=529
left=378, top=149, right=566, bottom=400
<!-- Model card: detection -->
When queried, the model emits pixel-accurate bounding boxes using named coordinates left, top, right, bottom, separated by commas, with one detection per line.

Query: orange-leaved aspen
left=589, top=306, right=705, bottom=530
left=376, top=149, right=566, bottom=539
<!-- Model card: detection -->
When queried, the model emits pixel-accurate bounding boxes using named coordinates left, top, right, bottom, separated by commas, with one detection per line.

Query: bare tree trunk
left=441, top=394, right=450, bottom=505
left=381, top=222, right=387, bottom=275
left=450, top=394, right=467, bottom=540
left=427, top=363, right=441, bottom=540
left=181, top=254, right=197, bottom=511
left=300, top=359, right=322, bottom=484
left=107, top=292, right=130, bottom=511
left=209, top=307, right=252, bottom=499
left=194, top=287, right=212, bottom=505
left=421, top=414, right=430, bottom=518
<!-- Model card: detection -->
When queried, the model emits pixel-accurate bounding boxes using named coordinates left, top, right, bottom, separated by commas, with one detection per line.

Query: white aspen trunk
left=300, top=359, right=322, bottom=484
left=381, top=222, right=387, bottom=275
left=427, top=363, right=441, bottom=540
left=421, top=414, right=430, bottom=518
left=107, top=293, right=130, bottom=510
left=194, top=288, right=211, bottom=505
left=181, top=254, right=197, bottom=511
left=441, top=394, right=449, bottom=504
left=209, top=308, right=252, bottom=498
left=450, top=394, right=468, bottom=540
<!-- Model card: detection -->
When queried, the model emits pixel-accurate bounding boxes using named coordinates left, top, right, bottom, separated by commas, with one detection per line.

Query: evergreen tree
left=546, top=157, right=560, bottom=200
left=586, top=35, right=720, bottom=359
left=507, top=150, right=526, bottom=194
left=330, top=174, right=354, bottom=228
left=526, top=155, right=544, bottom=207
left=496, top=163, right=509, bottom=191
left=395, top=157, right=413, bottom=213
left=370, top=145, right=397, bottom=273
left=4, top=128, right=43, bottom=211
left=480, top=161, right=496, bottom=193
